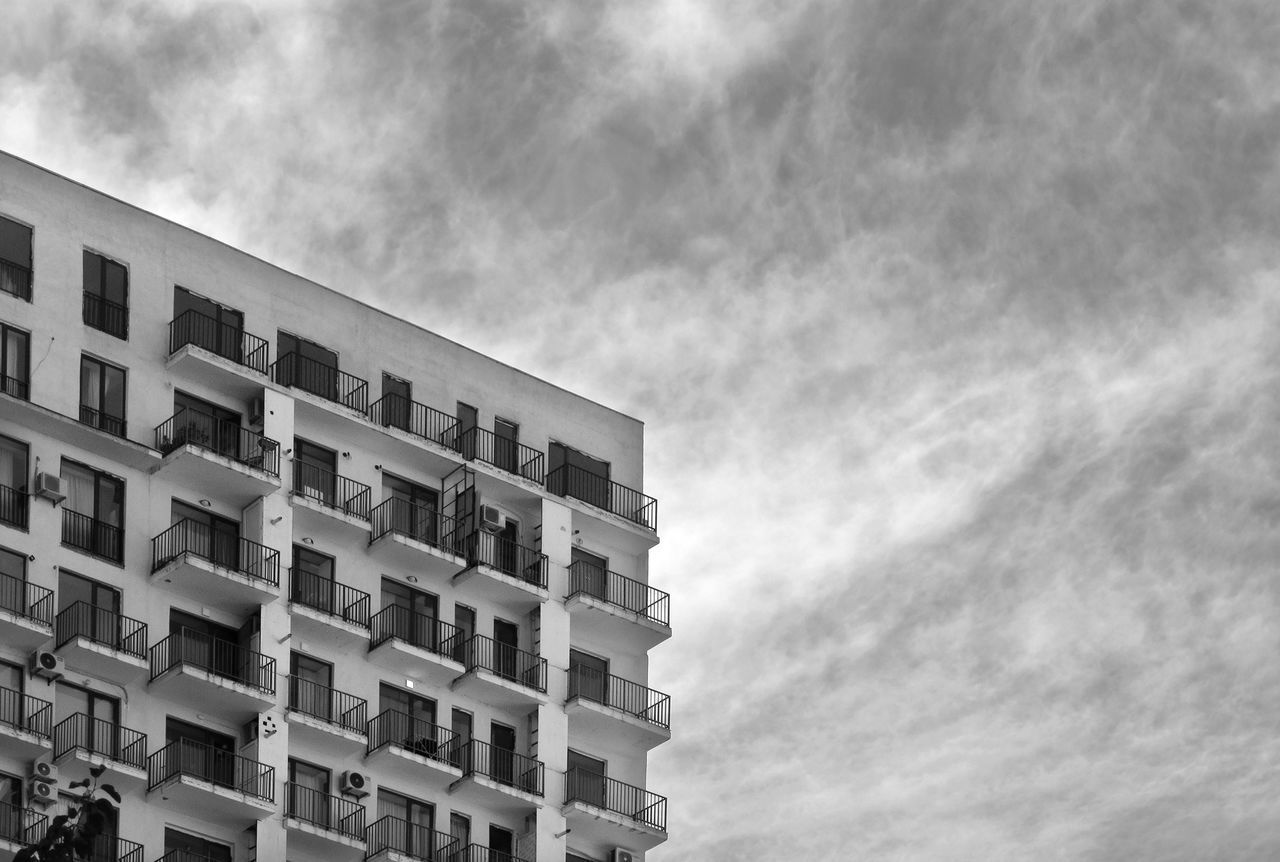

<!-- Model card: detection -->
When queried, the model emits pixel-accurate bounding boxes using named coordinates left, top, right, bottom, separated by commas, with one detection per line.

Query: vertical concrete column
left=536, top=498, right=573, bottom=860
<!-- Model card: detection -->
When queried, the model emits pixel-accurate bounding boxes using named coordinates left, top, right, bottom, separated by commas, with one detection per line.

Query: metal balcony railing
left=1, top=370, right=27, bottom=400
left=285, top=782, right=366, bottom=840
left=155, top=407, right=280, bottom=476
left=0, top=571, right=53, bottom=626
left=0, top=482, right=27, bottom=529
left=55, top=600, right=147, bottom=658
left=0, top=800, right=45, bottom=848
left=370, top=606, right=462, bottom=660
left=289, top=567, right=370, bottom=629
left=151, top=520, right=280, bottom=586
left=369, top=393, right=457, bottom=447
left=62, top=508, right=124, bottom=563
left=365, top=816, right=457, bottom=861
left=450, top=845, right=532, bottom=862
left=271, top=352, right=368, bottom=414
left=370, top=499, right=466, bottom=556
left=458, top=635, right=546, bottom=693
left=564, top=767, right=667, bottom=832
left=0, top=258, right=31, bottom=302
left=168, top=308, right=270, bottom=374
left=456, top=740, right=544, bottom=796
left=147, top=738, right=274, bottom=802
left=567, top=560, right=670, bottom=627
left=0, top=684, right=51, bottom=739
left=367, top=709, right=459, bottom=765
left=464, top=531, right=548, bottom=589
left=286, top=675, right=367, bottom=735
left=546, top=464, right=657, bottom=530
left=149, top=628, right=276, bottom=696
left=450, top=426, right=544, bottom=483
left=83, top=291, right=128, bottom=339
left=567, top=666, right=671, bottom=729
left=78, top=403, right=127, bottom=438
left=53, top=712, right=147, bottom=770
left=80, top=835, right=144, bottom=862
left=292, top=460, right=371, bottom=520
left=156, top=850, right=230, bottom=862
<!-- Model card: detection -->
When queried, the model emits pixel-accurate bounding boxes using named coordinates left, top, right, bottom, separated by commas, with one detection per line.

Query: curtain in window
left=62, top=466, right=94, bottom=517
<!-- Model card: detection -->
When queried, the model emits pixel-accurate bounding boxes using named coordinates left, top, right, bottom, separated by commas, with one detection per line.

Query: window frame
left=0, top=215, right=33, bottom=302
left=0, top=321, right=30, bottom=400
left=78, top=353, right=127, bottom=437
left=82, top=249, right=130, bottom=339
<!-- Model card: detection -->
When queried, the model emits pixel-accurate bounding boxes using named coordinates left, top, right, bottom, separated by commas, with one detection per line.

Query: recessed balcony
left=367, top=607, right=465, bottom=688
left=453, top=426, right=545, bottom=486
left=52, top=712, right=148, bottom=792
left=288, top=568, right=371, bottom=650
left=148, top=628, right=277, bottom=717
left=150, top=521, right=281, bottom=612
left=450, top=635, right=548, bottom=709
left=547, top=464, right=657, bottom=532
left=271, top=352, right=369, bottom=415
left=367, top=500, right=468, bottom=578
left=62, top=508, right=124, bottom=565
left=454, top=531, right=548, bottom=609
left=0, top=390, right=159, bottom=472
left=565, top=561, right=671, bottom=651
left=291, top=461, right=372, bottom=532
left=0, top=482, right=27, bottom=531
left=0, top=802, right=44, bottom=860
left=0, top=685, right=51, bottom=756
left=147, top=739, right=275, bottom=822
left=364, top=817, right=457, bottom=862
left=83, top=291, right=128, bottom=340
left=285, top=675, right=368, bottom=749
left=0, top=572, right=53, bottom=650
left=166, top=309, right=271, bottom=399
left=54, top=601, right=148, bottom=683
left=284, top=782, right=367, bottom=859
left=153, top=407, right=281, bottom=502
left=566, top=668, right=671, bottom=751
left=562, top=769, right=667, bottom=852
left=448, top=740, right=544, bottom=815
left=365, top=709, right=463, bottom=791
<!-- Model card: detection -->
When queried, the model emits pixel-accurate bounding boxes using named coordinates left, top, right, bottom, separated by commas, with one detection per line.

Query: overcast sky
left=6, top=1, right=1280, bottom=859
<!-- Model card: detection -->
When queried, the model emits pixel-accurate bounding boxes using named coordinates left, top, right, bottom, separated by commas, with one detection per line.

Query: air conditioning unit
left=28, top=776, right=57, bottom=806
left=340, top=770, right=370, bottom=799
left=29, top=758, right=57, bottom=783
left=480, top=504, right=503, bottom=532
left=33, top=472, right=65, bottom=505
left=29, top=650, right=64, bottom=680
left=249, top=396, right=265, bottom=428
left=612, top=849, right=636, bottom=862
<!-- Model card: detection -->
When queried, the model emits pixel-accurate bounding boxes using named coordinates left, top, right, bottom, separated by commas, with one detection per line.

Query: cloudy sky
left=6, top=1, right=1280, bottom=858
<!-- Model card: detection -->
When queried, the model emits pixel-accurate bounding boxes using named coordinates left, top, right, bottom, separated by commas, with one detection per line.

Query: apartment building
left=0, top=151, right=670, bottom=862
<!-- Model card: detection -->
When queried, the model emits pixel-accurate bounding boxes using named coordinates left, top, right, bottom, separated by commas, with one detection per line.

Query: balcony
left=0, top=802, right=45, bottom=860
left=449, top=740, right=544, bottom=814
left=0, top=259, right=31, bottom=302
left=285, top=782, right=366, bottom=858
left=368, top=500, right=467, bottom=577
left=52, top=712, right=148, bottom=792
left=565, top=561, right=671, bottom=651
left=147, top=739, right=275, bottom=822
left=62, top=509, right=124, bottom=565
left=454, top=531, right=548, bottom=608
left=454, top=427, right=544, bottom=485
left=78, top=403, right=128, bottom=440
left=450, top=635, right=548, bottom=709
left=566, top=667, right=671, bottom=750
left=148, top=628, right=277, bottom=716
left=271, top=352, right=369, bottom=415
left=547, top=464, right=657, bottom=532
left=0, top=685, right=51, bottom=756
left=151, top=521, right=281, bottom=612
left=368, top=393, right=457, bottom=449
left=368, top=607, right=464, bottom=688
left=0, top=481, right=27, bottom=530
left=365, top=709, right=462, bottom=790
left=451, top=846, right=532, bottom=862
left=54, top=601, right=148, bottom=683
left=154, top=408, right=281, bottom=501
left=167, top=309, right=271, bottom=398
left=83, top=292, right=128, bottom=340
left=0, top=572, right=53, bottom=649
left=78, top=836, right=144, bottom=862
left=291, top=460, right=372, bottom=533
left=289, top=567, right=371, bottom=650
left=285, top=675, right=367, bottom=748
left=562, top=768, right=667, bottom=851
left=364, top=816, right=457, bottom=862
left=0, top=370, right=25, bottom=400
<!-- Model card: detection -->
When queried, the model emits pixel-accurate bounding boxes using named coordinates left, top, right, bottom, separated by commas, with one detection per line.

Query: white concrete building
left=0, top=151, right=669, bottom=862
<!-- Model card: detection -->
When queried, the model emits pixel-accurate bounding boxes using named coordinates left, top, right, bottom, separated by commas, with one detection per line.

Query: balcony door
left=383, top=474, right=439, bottom=545
left=170, top=609, right=241, bottom=682
left=0, top=324, right=28, bottom=400
left=493, top=619, right=519, bottom=681
left=493, top=417, right=519, bottom=473
left=57, top=570, right=121, bottom=649
left=567, top=749, right=608, bottom=807
left=290, top=651, right=333, bottom=723
left=377, top=789, right=434, bottom=856
left=489, top=825, right=515, bottom=857
left=166, top=717, right=236, bottom=789
left=380, top=683, right=437, bottom=754
left=294, top=438, right=338, bottom=508
left=279, top=331, right=339, bottom=400
left=61, top=460, right=124, bottom=562
left=490, top=721, right=517, bottom=786
left=381, top=373, right=412, bottom=431
left=172, top=501, right=239, bottom=570
left=456, top=402, right=477, bottom=459
left=289, top=758, right=331, bottom=828
left=0, top=548, right=25, bottom=619
left=570, top=548, right=609, bottom=601
left=164, top=828, right=232, bottom=862
left=0, top=772, right=21, bottom=843
left=548, top=441, right=610, bottom=509
left=0, top=435, right=27, bottom=527
left=54, top=682, right=119, bottom=761
left=79, top=355, right=127, bottom=436
left=569, top=649, right=609, bottom=705
left=450, top=708, right=472, bottom=771
left=292, top=545, right=337, bottom=616
left=449, top=813, right=471, bottom=855
left=174, top=286, right=244, bottom=363
left=172, top=391, right=241, bottom=459
left=452, top=605, right=475, bottom=663
left=381, top=579, right=439, bottom=651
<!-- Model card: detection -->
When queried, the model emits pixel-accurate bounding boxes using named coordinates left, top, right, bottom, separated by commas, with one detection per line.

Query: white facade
left=0, top=151, right=669, bottom=862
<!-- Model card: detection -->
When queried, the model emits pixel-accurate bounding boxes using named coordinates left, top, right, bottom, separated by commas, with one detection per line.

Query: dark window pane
left=82, top=251, right=100, bottom=296
left=0, top=218, right=31, bottom=269
left=103, top=259, right=127, bottom=306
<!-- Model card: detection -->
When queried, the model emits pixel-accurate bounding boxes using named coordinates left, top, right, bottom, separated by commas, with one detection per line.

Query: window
left=289, top=651, right=333, bottom=722
left=570, top=547, right=609, bottom=601
left=288, top=758, right=332, bottom=827
left=79, top=355, right=127, bottom=438
left=449, top=813, right=471, bottom=853
left=277, top=330, right=339, bottom=400
left=567, top=749, right=608, bottom=807
left=375, top=788, right=434, bottom=856
left=291, top=544, right=337, bottom=614
left=82, top=250, right=128, bottom=339
left=494, top=417, right=519, bottom=473
left=548, top=441, right=610, bottom=509
left=381, top=473, right=439, bottom=545
left=380, top=577, right=441, bottom=651
left=569, top=648, right=610, bottom=705
left=490, top=720, right=518, bottom=786
left=57, top=570, right=122, bottom=649
left=60, top=461, right=124, bottom=564
left=0, top=322, right=29, bottom=400
left=379, top=682, right=441, bottom=756
left=380, top=373, right=412, bottom=431
left=0, top=435, right=28, bottom=529
left=163, top=828, right=232, bottom=862
left=488, top=825, right=515, bottom=857
left=170, top=500, right=239, bottom=570
left=165, top=391, right=241, bottom=459
left=453, top=604, right=475, bottom=662
left=456, top=402, right=477, bottom=459
left=294, top=438, right=337, bottom=506
left=0, top=216, right=32, bottom=301
left=0, top=547, right=26, bottom=618
left=171, top=609, right=246, bottom=683
left=173, top=286, right=245, bottom=363
left=53, top=681, right=121, bottom=762
left=0, top=770, right=21, bottom=843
